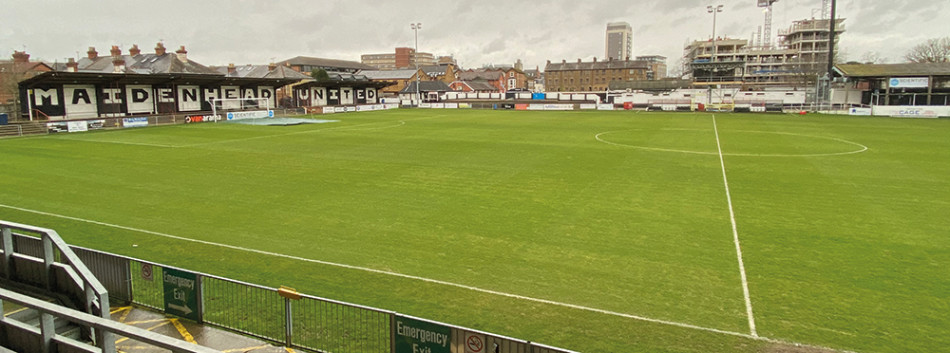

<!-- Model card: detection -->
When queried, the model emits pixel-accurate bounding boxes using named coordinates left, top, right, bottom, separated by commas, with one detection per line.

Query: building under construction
left=683, top=14, right=845, bottom=88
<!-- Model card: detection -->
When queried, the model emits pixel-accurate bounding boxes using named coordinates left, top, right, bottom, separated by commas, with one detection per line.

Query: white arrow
left=168, top=303, right=193, bottom=315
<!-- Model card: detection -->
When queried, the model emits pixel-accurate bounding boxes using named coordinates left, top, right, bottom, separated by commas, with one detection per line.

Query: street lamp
left=411, top=22, right=422, bottom=106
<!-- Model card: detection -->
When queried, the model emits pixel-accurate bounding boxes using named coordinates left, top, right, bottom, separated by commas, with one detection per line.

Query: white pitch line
left=711, top=115, right=758, bottom=337
left=46, top=136, right=179, bottom=148
left=0, top=203, right=754, bottom=340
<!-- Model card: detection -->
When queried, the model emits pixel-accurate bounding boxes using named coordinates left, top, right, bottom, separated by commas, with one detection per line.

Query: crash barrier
left=2, top=222, right=578, bottom=353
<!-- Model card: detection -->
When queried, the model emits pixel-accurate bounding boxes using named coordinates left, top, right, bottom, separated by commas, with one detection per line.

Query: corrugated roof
left=216, top=65, right=312, bottom=80
left=835, top=63, right=950, bottom=77
left=359, top=69, right=419, bottom=80
left=545, top=59, right=648, bottom=72
left=278, top=56, right=375, bottom=71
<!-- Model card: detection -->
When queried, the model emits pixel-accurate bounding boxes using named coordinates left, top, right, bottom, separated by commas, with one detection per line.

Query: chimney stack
left=112, top=56, right=126, bottom=73
left=155, top=42, right=166, bottom=56
left=175, top=46, right=188, bottom=63
left=66, top=58, right=78, bottom=72
left=110, top=45, right=122, bottom=57
left=227, top=63, right=236, bottom=75
left=577, top=58, right=581, bottom=63
left=593, top=57, right=597, bottom=63
left=129, top=44, right=141, bottom=56
left=11, top=51, right=30, bottom=63
left=87, top=47, right=98, bottom=59
left=268, top=62, right=277, bottom=71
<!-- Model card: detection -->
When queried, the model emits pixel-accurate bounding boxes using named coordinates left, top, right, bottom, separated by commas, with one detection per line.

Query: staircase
left=3, top=303, right=85, bottom=346
left=0, top=121, right=47, bottom=138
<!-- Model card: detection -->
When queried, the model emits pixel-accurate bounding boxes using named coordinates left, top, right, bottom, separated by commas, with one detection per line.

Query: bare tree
left=860, top=51, right=887, bottom=64
left=904, top=37, right=950, bottom=63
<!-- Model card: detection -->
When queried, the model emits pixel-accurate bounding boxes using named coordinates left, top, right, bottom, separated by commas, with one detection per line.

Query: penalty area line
left=3, top=202, right=779, bottom=344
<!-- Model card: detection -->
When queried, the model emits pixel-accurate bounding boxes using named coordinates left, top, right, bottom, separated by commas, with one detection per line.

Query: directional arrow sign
left=167, top=303, right=193, bottom=316
left=162, top=268, right=200, bottom=321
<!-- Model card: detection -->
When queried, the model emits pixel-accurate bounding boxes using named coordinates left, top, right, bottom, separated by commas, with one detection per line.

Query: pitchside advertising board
left=888, top=77, right=929, bottom=89
left=25, top=84, right=275, bottom=119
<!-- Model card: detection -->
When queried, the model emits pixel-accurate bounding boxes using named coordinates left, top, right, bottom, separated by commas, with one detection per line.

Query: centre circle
left=595, top=129, right=868, bottom=157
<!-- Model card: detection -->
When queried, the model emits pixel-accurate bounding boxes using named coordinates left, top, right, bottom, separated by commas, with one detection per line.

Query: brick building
left=359, top=68, right=430, bottom=96
left=1, top=51, right=53, bottom=108
left=544, top=58, right=649, bottom=92
left=362, top=48, right=437, bottom=70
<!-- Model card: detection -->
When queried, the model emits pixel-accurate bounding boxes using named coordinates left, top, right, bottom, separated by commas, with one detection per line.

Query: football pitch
left=1, top=109, right=947, bottom=352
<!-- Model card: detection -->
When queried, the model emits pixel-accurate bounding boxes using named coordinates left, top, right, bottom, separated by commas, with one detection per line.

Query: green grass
left=1, top=109, right=947, bottom=353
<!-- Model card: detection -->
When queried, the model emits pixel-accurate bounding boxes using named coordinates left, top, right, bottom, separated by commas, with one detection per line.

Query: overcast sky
left=2, top=0, right=948, bottom=72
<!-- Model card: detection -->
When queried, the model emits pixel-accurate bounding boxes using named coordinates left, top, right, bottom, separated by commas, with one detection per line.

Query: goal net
left=209, top=97, right=274, bottom=122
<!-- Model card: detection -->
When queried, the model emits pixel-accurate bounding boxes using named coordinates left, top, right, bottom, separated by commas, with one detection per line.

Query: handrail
left=0, top=220, right=114, bottom=352
left=0, top=287, right=220, bottom=353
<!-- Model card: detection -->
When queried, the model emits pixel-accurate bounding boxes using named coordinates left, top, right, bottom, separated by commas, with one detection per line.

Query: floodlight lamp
left=716, top=5, right=724, bottom=12
left=707, top=5, right=713, bottom=12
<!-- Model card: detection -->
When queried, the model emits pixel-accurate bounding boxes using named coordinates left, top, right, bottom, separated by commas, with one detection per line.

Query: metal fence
left=6, top=230, right=577, bottom=353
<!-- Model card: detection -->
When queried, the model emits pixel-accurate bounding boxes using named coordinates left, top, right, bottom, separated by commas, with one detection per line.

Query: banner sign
left=394, top=315, right=451, bottom=353
left=597, top=104, right=615, bottom=110
left=579, top=104, right=597, bottom=110
left=888, top=77, right=929, bottom=89
left=543, top=104, right=574, bottom=111
left=122, top=117, right=149, bottom=128
left=872, top=105, right=941, bottom=118
left=848, top=107, right=872, bottom=116
left=226, top=110, right=273, bottom=121
left=185, top=115, right=220, bottom=123
left=67, top=121, right=88, bottom=132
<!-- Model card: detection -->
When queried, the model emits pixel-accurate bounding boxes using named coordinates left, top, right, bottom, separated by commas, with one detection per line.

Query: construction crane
left=757, top=0, right=779, bottom=48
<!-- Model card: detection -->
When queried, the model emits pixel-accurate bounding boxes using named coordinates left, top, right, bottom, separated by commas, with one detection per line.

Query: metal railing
left=0, top=220, right=115, bottom=352
left=2, top=222, right=578, bottom=353
left=0, top=287, right=220, bottom=353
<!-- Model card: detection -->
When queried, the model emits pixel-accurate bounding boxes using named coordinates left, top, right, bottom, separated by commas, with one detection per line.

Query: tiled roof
left=400, top=81, right=452, bottom=93
left=835, top=63, right=950, bottom=77
left=421, top=65, right=447, bottom=76
left=464, top=81, right=499, bottom=91
left=458, top=71, right=502, bottom=81
left=130, top=54, right=220, bottom=74
left=545, top=59, right=649, bottom=72
left=277, top=56, right=375, bottom=71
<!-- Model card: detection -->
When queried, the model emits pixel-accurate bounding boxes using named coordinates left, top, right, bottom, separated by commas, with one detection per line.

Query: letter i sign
left=464, top=332, right=484, bottom=353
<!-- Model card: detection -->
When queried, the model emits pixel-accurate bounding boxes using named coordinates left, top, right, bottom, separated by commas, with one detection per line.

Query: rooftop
left=835, top=62, right=950, bottom=77
left=278, top=56, right=375, bottom=71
